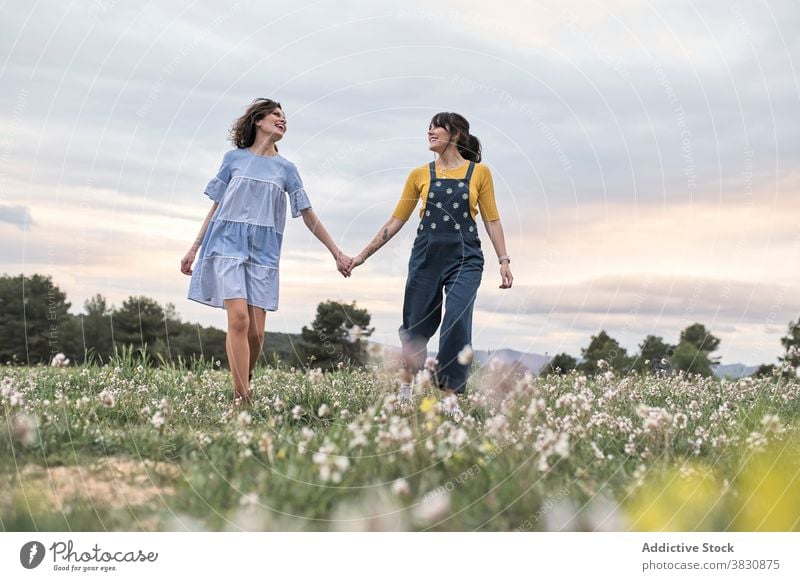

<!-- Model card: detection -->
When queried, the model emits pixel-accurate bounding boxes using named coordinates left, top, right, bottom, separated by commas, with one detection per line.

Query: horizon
left=10, top=269, right=782, bottom=369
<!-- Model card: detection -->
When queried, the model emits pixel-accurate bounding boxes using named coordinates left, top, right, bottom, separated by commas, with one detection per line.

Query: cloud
left=0, top=205, right=33, bottom=229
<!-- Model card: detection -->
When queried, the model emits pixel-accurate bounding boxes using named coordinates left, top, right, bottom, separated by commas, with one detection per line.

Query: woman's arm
left=350, top=217, right=407, bottom=270
left=180, top=202, right=218, bottom=275
left=483, top=219, right=514, bottom=289
left=300, top=208, right=351, bottom=276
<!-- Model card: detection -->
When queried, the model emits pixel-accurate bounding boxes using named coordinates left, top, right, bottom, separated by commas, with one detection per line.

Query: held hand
left=346, top=253, right=365, bottom=276
left=500, top=262, right=513, bottom=289
left=181, top=248, right=197, bottom=275
left=336, top=251, right=353, bottom=277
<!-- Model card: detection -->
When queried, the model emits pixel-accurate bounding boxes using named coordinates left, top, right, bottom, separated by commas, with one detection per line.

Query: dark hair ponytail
left=429, top=111, right=482, bottom=163
left=459, top=133, right=482, bottom=163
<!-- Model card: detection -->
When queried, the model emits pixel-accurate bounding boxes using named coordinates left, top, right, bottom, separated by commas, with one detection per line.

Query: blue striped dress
left=187, top=148, right=312, bottom=311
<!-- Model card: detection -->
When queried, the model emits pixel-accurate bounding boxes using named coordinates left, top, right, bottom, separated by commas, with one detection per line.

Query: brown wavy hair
left=429, top=111, right=482, bottom=163
left=229, top=98, right=283, bottom=150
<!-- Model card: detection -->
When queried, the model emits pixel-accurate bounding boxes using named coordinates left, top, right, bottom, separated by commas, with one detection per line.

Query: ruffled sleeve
left=204, top=152, right=232, bottom=203
left=284, top=162, right=313, bottom=218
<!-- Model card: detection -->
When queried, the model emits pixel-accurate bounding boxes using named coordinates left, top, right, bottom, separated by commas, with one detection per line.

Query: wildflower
left=457, top=345, right=474, bottom=366
left=553, top=432, right=570, bottom=458
left=746, top=431, right=768, bottom=451
left=760, top=414, right=783, bottom=435
left=596, top=359, right=608, bottom=370
left=312, top=440, right=350, bottom=483
left=424, top=356, right=438, bottom=371
left=99, top=389, right=116, bottom=408
left=318, top=404, right=330, bottom=418
left=414, top=492, right=451, bottom=525
left=414, top=369, right=433, bottom=391
left=307, top=368, right=323, bottom=383
left=636, top=405, right=672, bottom=433
left=50, top=353, right=70, bottom=367
left=672, top=413, right=688, bottom=430
left=235, top=429, right=252, bottom=446
left=420, top=397, right=437, bottom=414
left=151, top=411, right=165, bottom=428
left=10, top=413, right=39, bottom=447
left=485, top=414, right=510, bottom=441
left=391, top=478, right=411, bottom=496
left=590, top=441, right=605, bottom=460
left=237, top=411, right=252, bottom=426
left=292, top=405, right=305, bottom=419
left=258, top=433, right=274, bottom=459
left=332, top=488, right=408, bottom=531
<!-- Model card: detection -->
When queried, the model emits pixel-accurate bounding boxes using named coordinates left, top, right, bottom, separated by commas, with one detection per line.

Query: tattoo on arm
left=381, top=228, right=388, bottom=242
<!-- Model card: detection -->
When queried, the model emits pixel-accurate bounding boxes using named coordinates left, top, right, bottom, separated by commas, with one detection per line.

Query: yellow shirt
left=392, top=162, right=500, bottom=222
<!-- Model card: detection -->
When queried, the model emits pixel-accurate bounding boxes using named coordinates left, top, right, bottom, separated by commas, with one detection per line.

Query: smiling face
left=256, top=108, right=287, bottom=141
left=427, top=123, right=458, bottom=155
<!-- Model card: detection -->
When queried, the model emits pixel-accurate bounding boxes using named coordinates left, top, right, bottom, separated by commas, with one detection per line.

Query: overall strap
left=428, top=161, right=437, bottom=181
left=464, top=161, right=476, bottom=182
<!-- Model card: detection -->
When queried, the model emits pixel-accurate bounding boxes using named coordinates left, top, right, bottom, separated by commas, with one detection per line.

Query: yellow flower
left=276, top=449, right=287, bottom=460
left=626, top=463, right=721, bottom=531
left=734, top=433, right=800, bottom=531
left=420, top=397, right=437, bottom=413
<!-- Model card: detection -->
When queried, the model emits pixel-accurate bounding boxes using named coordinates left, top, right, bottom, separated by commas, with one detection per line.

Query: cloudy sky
left=1, top=0, right=798, bottom=366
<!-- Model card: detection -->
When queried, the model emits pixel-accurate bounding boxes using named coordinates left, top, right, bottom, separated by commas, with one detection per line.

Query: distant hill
left=712, top=363, right=760, bottom=379
left=370, top=342, right=760, bottom=378
left=473, top=348, right=550, bottom=375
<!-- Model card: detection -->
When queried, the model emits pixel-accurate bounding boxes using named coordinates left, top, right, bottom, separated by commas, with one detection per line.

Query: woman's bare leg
left=247, top=304, right=266, bottom=378
left=224, top=299, right=251, bottom=401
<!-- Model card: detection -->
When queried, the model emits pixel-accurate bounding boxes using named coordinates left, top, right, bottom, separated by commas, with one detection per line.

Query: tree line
left=1, top=273, right=796, bottom=378
left=0, top=274, right=371, bottom=370
left=540, top=322, right=799, bottom=378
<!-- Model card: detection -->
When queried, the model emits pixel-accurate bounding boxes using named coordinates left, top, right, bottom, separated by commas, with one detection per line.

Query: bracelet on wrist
left=498, top=255, right=511, bottom=265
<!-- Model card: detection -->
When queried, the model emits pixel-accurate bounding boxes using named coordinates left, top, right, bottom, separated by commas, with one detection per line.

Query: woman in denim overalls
left=349, top=112, right=514, bottom=414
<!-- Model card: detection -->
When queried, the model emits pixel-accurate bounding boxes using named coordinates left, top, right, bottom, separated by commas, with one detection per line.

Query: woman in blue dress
left=181, top=98, right=352, bottom=405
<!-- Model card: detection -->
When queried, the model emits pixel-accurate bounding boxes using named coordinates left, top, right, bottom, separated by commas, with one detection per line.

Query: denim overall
left=399, top=161, right=484, bottom=394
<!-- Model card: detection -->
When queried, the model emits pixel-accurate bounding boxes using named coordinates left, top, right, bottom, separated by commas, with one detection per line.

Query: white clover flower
left=527, top=398, right=546, bottom=418
left=292, top=405, right=305, bottom=419
left=553, top=432, right=570, bottom=458
left=485, top=414, right=510, bottom=440
left=424, top=356, right=438, bottom=371
left=50, top=353, right=70, bottom=367
left=760, top=414, right=783, bottom=434
left=457, top=345, right=474, bottom=366
left=237, top=410, right=252, bottom=425
left=151, top=411, right=165, bottom=428
left=391, top=478, right=411, bottom=496
left=318, top=404, right=330, bottom=418
left=99, top=389, right=116, bottom=408
left=637, top=405, right=672, bottom=433
left=414, top=492, right=451, bottom=525
left=313, top=440, right=350, bottom=483
left=590, top=441, right=605, bottom=460
left=746, top=431, right=767, bottom=451
left=10, top=413, right=39, bottom=447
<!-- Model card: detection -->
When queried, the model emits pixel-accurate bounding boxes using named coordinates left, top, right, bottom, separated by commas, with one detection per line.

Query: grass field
left=2, top=353, right=799, bottom=532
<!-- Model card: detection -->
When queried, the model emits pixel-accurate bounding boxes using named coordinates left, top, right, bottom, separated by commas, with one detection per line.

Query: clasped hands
left=334, top=250, right=363, bottom=278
